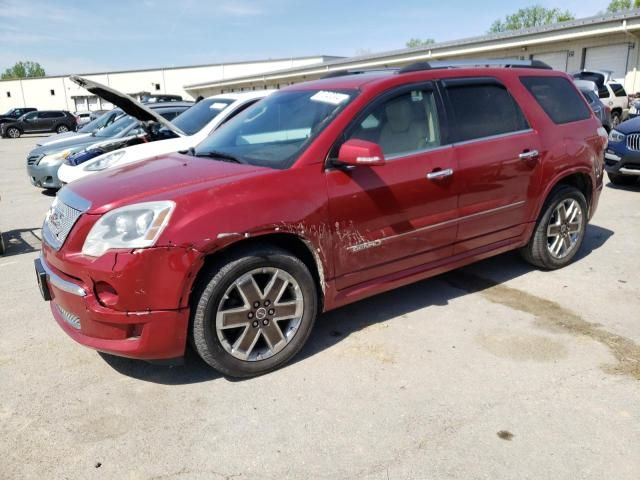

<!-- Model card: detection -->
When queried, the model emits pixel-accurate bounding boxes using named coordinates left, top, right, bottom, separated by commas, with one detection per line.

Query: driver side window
left=344, top=88, right=441, bottom=158
left=23, top=112, right=38, bottom=121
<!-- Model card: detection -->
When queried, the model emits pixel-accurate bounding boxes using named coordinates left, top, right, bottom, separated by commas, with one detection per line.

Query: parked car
left=141, top=94, right=183, bottom=103
left=35, top=60, right=607, bottom=377
left=36, top=109, right=123, bottom=146
left=74, top=111, right=92, bottom=128
left=604, top=119, right=640, bottom=185
left=89, top=109, right=109, bottom=121
left=575, top=79, right=612, bottom=132
left=0, top=107, right=36, bottom=125
left=0, top=195, right=4, bottom=256
left=627, top=99, right=640, bottom=119
left=1, top=111, right=77, bottom=138
left=572, top=70, right=628, bottom=126
left=26, top=102, right=192, bottom=189
left=59, top=80, right=273, bottom=183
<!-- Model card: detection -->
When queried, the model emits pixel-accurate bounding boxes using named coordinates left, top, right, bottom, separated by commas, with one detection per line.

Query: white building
left=184, top=9, right=640, bottom=97
left=0, top=56, right=340, bottom=113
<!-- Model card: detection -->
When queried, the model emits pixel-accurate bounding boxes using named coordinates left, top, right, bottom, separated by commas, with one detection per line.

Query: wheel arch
left=536, top=170, right=594, bottom=220
left=188, top=232, right=326, bottom=314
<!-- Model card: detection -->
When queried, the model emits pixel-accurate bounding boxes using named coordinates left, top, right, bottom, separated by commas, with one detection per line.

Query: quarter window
left=610, top=83, right=627, bottom=97
left=342, top=88, right=441, bottom=157
left=521, top=76, right=592, bottom=125
left=445, top=82, right=529, bottom=143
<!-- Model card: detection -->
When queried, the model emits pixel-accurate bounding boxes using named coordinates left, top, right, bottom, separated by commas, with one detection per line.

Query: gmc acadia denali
left=35, top=60, right=607, bottom=377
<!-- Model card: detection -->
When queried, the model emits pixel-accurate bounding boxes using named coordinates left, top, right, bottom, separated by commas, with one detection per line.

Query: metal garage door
left=533, top=51, right=568, bottom=71
left=584, top=44, right=630, bottom=80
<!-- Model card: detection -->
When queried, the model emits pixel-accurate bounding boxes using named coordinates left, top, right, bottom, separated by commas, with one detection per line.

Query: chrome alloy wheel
left=215, top=267, right=304, bottom=361
left=546, top=198, right=584, bottom=259
left=7, top=127, right=19, bottom=138
left=57, top=125, right=69, bottom=133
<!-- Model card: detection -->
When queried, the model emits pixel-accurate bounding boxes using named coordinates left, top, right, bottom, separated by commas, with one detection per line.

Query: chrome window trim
left=452, top=129, right=534, bottom=148
left=40, top=256, right=87, bottom=297
left=385, top=144, right=453, bottom=161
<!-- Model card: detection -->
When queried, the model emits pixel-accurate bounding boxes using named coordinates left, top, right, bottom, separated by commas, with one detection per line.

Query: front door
left=440, top=77, right=542, bottom=253
left=326, top=84, right=460, bottom=290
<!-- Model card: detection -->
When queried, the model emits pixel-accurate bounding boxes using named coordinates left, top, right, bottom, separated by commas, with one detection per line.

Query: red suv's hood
left=67, top=153, right=267, bottom=214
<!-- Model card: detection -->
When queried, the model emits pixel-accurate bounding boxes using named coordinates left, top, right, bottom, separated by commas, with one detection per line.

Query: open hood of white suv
left=69, top=75, right=187, bottom=136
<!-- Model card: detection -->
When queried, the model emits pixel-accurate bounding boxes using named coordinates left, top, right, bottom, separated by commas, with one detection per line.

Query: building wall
left=0, top=57, right=328, bottom=113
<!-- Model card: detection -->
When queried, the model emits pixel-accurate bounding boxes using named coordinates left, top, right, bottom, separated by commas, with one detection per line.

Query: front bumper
left=38, top=239, right=201, bottom=360
left=27, top=161, right=64, bottom=189
left=58, top=163, right=91, bottom=184
left=604, top=147, right=640, bottom=176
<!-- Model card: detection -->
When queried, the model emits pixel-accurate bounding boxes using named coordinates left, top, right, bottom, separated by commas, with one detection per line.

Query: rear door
left=442, top=77, right=542, bottom=254
left=326, top=83, right=460, bottom=290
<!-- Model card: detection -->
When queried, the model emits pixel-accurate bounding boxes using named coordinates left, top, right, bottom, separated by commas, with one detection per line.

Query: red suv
left=35, top=60, right=607, bottom=377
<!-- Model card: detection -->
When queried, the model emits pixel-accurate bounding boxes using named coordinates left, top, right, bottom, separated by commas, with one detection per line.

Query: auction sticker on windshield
left=310, top=91, right=350, bottom=105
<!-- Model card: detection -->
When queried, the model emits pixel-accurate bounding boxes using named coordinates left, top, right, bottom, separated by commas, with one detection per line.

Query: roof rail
left=320, top=68, right=396, bottom=79
left=397, top=59, right=552, bottom=74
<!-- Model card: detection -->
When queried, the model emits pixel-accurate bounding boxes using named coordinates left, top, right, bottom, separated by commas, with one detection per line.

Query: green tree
left=1, top=61, right=46, bottom=80
left=489, top=5, right=575, bottom=33
left=607, top=0, right=640, bottom=12
left=406, top=38, right=436, bottom=48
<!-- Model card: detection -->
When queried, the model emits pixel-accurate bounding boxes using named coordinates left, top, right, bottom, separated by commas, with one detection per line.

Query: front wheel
left=5, top=127, right=20, bottom=138
left=611, top=112, right=621, bottom=128
left=56, top=124, right=69, bottom=134
left=520, top=185, right=588, bottom=270
left=191, top=246, right=318, bottom=378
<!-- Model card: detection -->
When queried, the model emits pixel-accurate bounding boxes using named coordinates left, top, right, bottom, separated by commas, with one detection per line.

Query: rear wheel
left=611, top=111, right=621, bottom=128
left=520, top=185, right=588, bottom=270
left=0, top=232, right=5, bottom=255
left=6, top=127, right=20, bottom=139
left=607, top=172, right=637, bottom=186
left=191, top=246, right=318, bottom=378
left=55, top=124, right=69, bottom=134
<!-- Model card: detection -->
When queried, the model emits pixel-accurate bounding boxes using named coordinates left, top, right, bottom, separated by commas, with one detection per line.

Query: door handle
left=519, top=150, right=539, bottom=160
left=427, top=168, right=454, bottom=180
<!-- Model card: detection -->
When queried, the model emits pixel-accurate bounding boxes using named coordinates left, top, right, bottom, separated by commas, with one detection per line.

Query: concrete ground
left=1, top=135, right=639, bottom=480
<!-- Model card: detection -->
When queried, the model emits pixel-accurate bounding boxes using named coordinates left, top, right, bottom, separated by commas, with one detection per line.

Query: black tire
left=191, top=245, right=318, bottom=378
left=0, top=232, right=5, bottom=256
left=607, top=172, right=637, bottom=186
left=612, top=111, right=621, bottom=128
left=55, top=124, right=69, bottom=134
left=5, top=127, right=20, bottom=139
left=520, top=185, right=588, bottom=270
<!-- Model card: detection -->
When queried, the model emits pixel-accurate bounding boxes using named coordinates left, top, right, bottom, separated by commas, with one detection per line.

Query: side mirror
left=337, top=139, right=385, bottom=167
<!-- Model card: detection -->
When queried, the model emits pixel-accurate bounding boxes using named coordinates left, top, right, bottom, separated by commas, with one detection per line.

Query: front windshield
left=78, top=110, right=120, bottom=133
left=194, top=89, right=357, bottom=169
left=94, top=115, right=136, bottom=137
left=172, top=98, right=233, bottom=135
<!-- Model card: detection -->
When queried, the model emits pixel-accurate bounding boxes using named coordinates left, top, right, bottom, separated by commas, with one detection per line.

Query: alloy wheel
left=57, top=125, right=69, bottom=133
left=215, top=267, right=304, bottom=361
left=8, top=128, right=19, bottom=138
left=546, top=198, right=584, bottom=259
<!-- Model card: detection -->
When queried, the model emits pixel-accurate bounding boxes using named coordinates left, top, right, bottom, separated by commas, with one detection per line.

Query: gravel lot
left=1, top=135, right=639, bottom=480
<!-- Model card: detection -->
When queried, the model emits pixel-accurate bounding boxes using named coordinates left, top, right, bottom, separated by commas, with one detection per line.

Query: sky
left=0, top=0, right=611, bottom=76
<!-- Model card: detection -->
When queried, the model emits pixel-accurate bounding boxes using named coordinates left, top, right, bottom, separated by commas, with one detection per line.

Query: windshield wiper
left=191, top=149, right=243, bottom=164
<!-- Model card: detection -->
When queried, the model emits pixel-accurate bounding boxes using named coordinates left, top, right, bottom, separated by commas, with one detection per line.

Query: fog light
left=95, top=282, right=118, bottom=307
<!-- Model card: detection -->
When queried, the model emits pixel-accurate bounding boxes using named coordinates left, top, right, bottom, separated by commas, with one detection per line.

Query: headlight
left=82, top=201, right=175, bottom=257
left=84, top=150, right=126, bottom=171
left=39, top=150, right=71, bottom=166
left=608, top=129, right=625, bottom=143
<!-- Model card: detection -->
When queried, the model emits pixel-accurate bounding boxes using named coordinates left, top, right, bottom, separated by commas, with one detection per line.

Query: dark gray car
left=1, top=110, right=77, bottom=138
left=26, top=102, right=191, bottom=189
left=576, top=80, right=612, bottom=133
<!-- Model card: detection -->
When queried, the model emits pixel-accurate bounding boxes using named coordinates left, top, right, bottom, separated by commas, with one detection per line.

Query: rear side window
left=445, top=81, right=529, bottom=143
left=598, top=85, right=610, bottom=98
left=40, top=111, right=64, bottom=118
left=610, top=83, right=627, bottom=97
left=521, top=76, right=591, bottom=125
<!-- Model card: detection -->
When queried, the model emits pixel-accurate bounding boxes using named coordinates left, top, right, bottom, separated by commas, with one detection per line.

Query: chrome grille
left=42, top=198, right=83, bottom=250
left=27, top=154, right=43, bottom=165
left=627, top=134, right=640, bottom=151
left=55, top=303, right=81, bottom=330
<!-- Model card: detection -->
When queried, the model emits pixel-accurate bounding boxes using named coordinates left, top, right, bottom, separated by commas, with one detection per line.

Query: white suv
left=572, top=70, right=628, bottom=126
left=58, top=79, right=274, bottom=184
